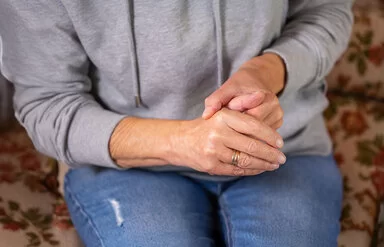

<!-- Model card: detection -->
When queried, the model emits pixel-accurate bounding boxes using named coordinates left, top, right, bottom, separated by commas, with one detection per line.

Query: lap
left=65, top=155, right=342, bottom=247
left=219, top=155, right=343, bottom=247
left=64, top=168, right=216, bottom=247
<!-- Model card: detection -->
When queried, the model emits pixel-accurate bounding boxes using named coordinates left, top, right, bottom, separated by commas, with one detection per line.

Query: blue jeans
left=64, top=155, right=342, bottom=247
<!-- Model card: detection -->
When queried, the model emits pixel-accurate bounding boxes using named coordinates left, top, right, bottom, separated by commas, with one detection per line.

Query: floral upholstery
left=0, top=124, right=82, bottom=247
left=354, top=0, right=384, bottom=8
left=324, top=94, right=384, bottom=247
left=325, top=1, right=384, bottom=246
left=1, top=1, right=384, bottom=247
left=327, top=6, right=384, bottom=100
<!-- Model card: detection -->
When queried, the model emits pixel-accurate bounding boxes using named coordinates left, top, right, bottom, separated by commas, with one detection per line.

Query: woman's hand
left=202, top=53, right=286, bottom=129
left=169, top=108, right=286, bottom=176
left=227, top=91, right=284, bottom=130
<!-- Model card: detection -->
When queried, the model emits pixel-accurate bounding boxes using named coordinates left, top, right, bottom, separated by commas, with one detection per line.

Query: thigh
left=64, top=167, right=216, bottom=247
left=219, top=155, right=342, bottom=247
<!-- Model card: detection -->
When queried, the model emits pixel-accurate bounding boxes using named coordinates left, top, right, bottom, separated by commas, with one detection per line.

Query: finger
left=245, top=102, right=274, bottom=121
left=202, top=84, right=240, bottom=119
left=217, top=147, right=279, bottom=171
left=261, top=111, right=278, bottom=127
left=207, top=161, right=265, bottom=176
left=270, top=119, right=284, bottom=130
left=222, top=128, right=286, bottom=164
left=222, top=108, right=284, bottom=148
left=227, top=91, right=265, bottom=112
left=263, top=108, right=284, bottom=127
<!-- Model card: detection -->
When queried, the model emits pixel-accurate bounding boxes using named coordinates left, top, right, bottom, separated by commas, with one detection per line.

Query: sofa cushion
left=324, top=93, right=384, bottom=247
left=0, top=124, right=82, bottom=247
left=327, top=6, right=384, bottom=100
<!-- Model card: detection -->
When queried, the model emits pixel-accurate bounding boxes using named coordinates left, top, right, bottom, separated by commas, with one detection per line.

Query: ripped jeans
left=64, top=155, right=342, bottom=247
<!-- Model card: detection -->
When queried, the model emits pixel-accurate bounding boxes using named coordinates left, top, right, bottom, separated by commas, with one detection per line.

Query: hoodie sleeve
left=263, top=0, right=354, bottom=97
left=0, top=1, right=126, bottom=168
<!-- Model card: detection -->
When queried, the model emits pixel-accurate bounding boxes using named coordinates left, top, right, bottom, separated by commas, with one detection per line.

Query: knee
left=275, top=186, right=341, bottom=246
left=287, top=156, right=343, bottom=212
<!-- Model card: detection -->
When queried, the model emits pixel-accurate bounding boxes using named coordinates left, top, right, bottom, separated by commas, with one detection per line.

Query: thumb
left=227, top=91, right=265, bottom=112
left=202, top=86, right=238, bottom=119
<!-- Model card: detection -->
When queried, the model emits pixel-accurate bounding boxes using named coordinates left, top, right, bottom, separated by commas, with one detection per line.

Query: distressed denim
left=64, top=155, right=342, bottom=247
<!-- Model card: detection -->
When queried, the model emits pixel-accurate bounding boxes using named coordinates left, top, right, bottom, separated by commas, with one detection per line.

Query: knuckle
left=238, top=154, right=251, bottom=168
left=272, top=97, right=280, bottom=106
left=207, top=131, right=220, bottom=144
left=277, top=109, right=284, bottom=119
left=246, top=141, right=258, bottom=154
left=202, top=146, right=216, bottom=157
left=276, top=120, right=283, bottom=128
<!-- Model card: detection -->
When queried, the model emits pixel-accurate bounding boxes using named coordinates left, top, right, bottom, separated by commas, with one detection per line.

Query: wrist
left=251, top=53, right=286, bottom=94
left=109, top=117, right=184, bottom=164
left=109, top=117, right=139, bottom=160
left=164, top=119, right=191, bottom=165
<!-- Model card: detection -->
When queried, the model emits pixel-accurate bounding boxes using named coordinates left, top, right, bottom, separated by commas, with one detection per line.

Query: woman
left=0, top=1, right=353, bottom=246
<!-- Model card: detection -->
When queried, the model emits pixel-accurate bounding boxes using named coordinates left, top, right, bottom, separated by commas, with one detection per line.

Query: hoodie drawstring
left=213, top=0, right=224, bottom=87
left=127, top=0, right=143, bottom=108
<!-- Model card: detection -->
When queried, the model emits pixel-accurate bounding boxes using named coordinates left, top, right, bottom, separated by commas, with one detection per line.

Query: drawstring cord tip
left=135, top=95, right=141, bottom=108
left=135, top=95, right=149, bottom=109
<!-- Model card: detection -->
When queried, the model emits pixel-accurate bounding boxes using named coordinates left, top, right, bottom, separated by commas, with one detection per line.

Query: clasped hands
left=173, top=53, right=287, bottom=176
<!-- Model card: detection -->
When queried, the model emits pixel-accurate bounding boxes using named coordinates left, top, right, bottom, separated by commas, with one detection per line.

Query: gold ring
left=231, top=150, right=241, bottom=166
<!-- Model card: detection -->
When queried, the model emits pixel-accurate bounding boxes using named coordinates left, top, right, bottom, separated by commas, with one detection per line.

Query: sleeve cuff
left=263, top=37, right=318, bottom=98
left=66, top=104, right=127, bottom=169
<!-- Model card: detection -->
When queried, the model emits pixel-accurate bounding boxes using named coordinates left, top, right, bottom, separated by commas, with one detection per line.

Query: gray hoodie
left=0, top=1, right=353, bottom=176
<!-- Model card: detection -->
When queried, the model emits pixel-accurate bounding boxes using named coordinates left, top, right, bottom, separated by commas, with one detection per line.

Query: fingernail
left=271, top=164, right=280, bottom=170
left=278, top=155, right=286, bottom=164
left=276, top=139, right=284, bottom=148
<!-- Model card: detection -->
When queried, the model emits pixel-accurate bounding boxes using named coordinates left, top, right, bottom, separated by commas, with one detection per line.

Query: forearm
left=109, top=117, right=183, bottom=168
left=263, top=0, right=353, bottom=96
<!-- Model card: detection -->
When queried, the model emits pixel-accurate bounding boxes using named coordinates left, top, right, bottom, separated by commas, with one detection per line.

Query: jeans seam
left=65, top=175, right=106, bottom=247
left=220, top=193, right=233, bottom=247
left=217, top=183, right=221, bottom=195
